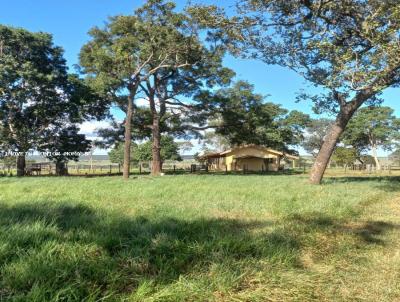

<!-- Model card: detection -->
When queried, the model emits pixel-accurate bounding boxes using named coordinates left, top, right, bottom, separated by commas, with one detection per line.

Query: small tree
left=331, top=147, right=358, bottom=168
left=0, top=156, right=16, bottom=173
left=39, top=126, right=91, bottom=176
left=133, top=136, right=182, bottom=166
left=342, top=106, right=400, bottom=170
left=108, top=136, right=181, bottom=169
left=202, top=131, right=230, bottom=152
left=108, top=143, right=138, bottom=166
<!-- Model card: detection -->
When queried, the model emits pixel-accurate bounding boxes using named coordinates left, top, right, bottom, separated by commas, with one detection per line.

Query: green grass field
left=0, top=174, right=399, bottom=301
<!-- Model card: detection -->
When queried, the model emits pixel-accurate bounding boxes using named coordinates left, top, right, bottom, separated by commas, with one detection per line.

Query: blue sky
left=1, top=0, right=399, bottom=155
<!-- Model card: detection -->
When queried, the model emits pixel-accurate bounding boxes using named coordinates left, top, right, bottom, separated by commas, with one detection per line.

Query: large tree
left=0, top=25, right=98, bottom=176
left=131, top=1, right=233, bottom=176
left=79, top=0, right=231, bottom=177
left=190, top=0, right=400, bottom=184
left=342, top=106, right=400, bottom=169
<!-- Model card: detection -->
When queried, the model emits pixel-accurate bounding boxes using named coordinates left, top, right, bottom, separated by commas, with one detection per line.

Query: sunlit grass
left=0, top=174, right=399, bottom=301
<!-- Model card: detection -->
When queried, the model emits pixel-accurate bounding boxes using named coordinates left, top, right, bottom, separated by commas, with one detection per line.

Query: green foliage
left=0, top=25, right=68, bottom=152
left=190, top=1, right=400, bottom=182
left=38, top=126, right=92, bottom=164
left=191, top=0, right=400, bottom=113
left=0, top=25, right=100, bottom=168
left=332, top=147, right=358, bottom=166
left=109, top=136, right=181, bottom=164
left=108, top=143, right=138, bottom=165
left=0, top=156, right=16, bottom=168
left=342, top=106, right=400, bottom=153
left=201, top=131, right=230, bottom=152
left=80, top=0, right=233, bottom=170
left=302, top=119, right=334, bottom=157
left=209, top=81, right=310, bottom=152
left=135, top=136, right=182, bottom=162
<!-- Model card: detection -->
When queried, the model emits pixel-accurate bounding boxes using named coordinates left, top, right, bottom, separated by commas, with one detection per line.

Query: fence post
left=173, top=165, right=176, bottom=173
left=303, top=164, right=306, bottom=174
left=389, top=165, right=391, bottom=174
left=118, top=163, right=121, bottom=173
left=139, top=164, right=142, bottom=175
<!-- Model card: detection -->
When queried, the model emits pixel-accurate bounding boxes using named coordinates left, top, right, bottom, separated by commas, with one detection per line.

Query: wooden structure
left=25, top=163, right=51, bottom=175
left=200, top=145, right=299, bottom=172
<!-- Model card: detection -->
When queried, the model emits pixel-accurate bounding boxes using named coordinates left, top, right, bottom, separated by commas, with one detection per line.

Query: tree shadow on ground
left=0, top=202, right=298, bottom=300
left=289, top=213, right=400, bottom=245
left=0, top=203, right=398, bottom=300
left=323, top=176, right=400, bottom=192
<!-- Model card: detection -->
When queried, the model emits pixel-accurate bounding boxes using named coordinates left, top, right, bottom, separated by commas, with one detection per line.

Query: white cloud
left=78, top=121, right=113, bottom=155
left=78, top=120, right=111, bottom=136
left=136, top=97, right=149, bottom=107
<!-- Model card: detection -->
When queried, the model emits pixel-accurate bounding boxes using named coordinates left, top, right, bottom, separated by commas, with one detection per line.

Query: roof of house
left=200, top=144, right=299, bottom=160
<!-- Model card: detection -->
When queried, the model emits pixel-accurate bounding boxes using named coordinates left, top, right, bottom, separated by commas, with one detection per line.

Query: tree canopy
left=109, top=136, right=181, bottom=166
left=189, top=0, right=400, bottom=183
left=0, top=25, right=99, bottom=176
left=203, top=81, right=310, bottom=154
left=80, top=0, right=233, bottom=177
left=342, top=106, right=400, bottom=169
left=302, top=118, right=334, bottom=157
left=331, top=147, right=358, bottom=167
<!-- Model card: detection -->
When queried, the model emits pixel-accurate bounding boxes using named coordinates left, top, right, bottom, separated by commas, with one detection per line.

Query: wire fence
left=2, top=161, right=400, bottom=177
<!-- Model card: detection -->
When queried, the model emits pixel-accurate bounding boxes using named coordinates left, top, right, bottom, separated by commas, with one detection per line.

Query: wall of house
left=206, top=147, right=285, bottom=172
left=225, top=147, right=280, bottom=171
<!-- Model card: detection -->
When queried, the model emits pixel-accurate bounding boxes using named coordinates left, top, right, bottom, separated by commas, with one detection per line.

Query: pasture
left=0, top=174, right=399, bottom=301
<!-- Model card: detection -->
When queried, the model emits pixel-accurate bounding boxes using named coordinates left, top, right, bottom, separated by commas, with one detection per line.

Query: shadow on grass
left=0, top=203, right=299, bottom=300
left=1, top=203, right=398, bottom=300
left=289, top=213, right=400, bottom=245
left=323, top=176, right=400, bottom=192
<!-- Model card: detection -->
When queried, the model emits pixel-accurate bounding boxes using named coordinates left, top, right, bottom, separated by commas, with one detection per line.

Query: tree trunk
left=55, top=161, right=68, bottom=176
left=371, top=145, right=381, bottom=170
left=151, top=116, right=162, bottom=176
left=123, top=95, right=134, bottom=180
left=309, top=109, right=355, bottom=184
left=16, top=154, right=25, bottom=176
